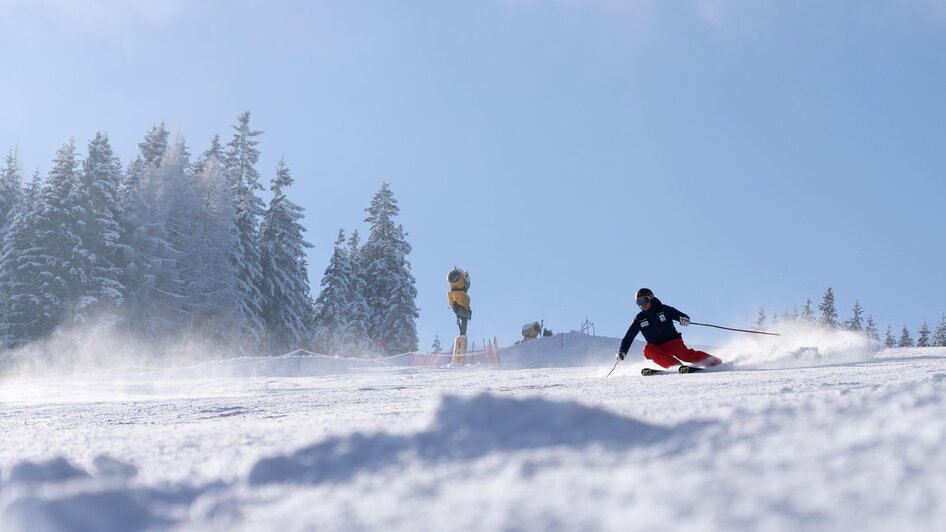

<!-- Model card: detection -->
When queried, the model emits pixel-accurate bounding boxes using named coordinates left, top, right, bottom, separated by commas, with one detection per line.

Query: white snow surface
left=2, top=328, right=946, bottom=531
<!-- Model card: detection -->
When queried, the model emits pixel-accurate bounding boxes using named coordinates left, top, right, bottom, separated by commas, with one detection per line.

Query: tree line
left=754, top=287, right=946, bottom=348
left=0, top=112, right=419, bottom=361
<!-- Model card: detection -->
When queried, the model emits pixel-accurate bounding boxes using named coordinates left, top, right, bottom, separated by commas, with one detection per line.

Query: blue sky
left=2, top=0, right=945, bottom=349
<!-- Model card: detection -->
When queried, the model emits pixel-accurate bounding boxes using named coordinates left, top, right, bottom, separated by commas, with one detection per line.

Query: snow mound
left=716, top=321, right=879, bottom=369
left=248, top=391, right=675, bottom=485
left=2, top=491, right=170, bottom=532
left=4, top=458, right=89, bottom=485
left=0, top=456, right=173, bottom=532
left=425, top=393, right=673, bottom=455
left=90, top=456, right=139, bottom=481
left=497, top=332, right=631, bottom=368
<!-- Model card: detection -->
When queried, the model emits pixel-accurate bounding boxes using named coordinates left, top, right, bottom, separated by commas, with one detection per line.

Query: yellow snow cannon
left=447, top=268, right=472, bottom=334
left=448, top=267, right=472, bottom=364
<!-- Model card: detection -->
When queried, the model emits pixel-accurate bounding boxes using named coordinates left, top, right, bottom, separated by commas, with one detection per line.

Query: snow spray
left=715, top=321, right=879, bottom=369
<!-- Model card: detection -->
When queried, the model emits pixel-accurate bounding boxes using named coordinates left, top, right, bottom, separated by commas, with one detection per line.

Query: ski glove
left=679, top=317, right=690, bottom=326
left=616, top=352, right=625, bottom=361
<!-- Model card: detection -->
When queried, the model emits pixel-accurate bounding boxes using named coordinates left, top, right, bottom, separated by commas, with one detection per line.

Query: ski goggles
left=636, top=296, right=652, bottom=307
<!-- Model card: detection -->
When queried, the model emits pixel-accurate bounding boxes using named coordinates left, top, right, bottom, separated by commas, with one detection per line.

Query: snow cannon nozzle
left=448, top=267, right=470, bottom=292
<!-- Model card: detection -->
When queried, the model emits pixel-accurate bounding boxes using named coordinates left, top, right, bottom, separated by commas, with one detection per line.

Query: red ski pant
left=643, top=338, right=719, bottom=369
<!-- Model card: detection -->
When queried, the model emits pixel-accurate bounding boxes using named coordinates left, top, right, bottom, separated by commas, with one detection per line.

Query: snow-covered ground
left=2, top=328, right=946, bottom=531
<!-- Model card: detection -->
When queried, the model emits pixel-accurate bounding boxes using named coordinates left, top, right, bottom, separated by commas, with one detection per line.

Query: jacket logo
left=640, top=320, right=650, bottom=327
left=658, top=313, right=666, bottom=322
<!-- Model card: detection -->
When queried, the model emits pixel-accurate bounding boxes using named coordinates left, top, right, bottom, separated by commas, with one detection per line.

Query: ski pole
left=690, top=322, right=780, bottom=336
left=605, top=357, right=621, bottom=378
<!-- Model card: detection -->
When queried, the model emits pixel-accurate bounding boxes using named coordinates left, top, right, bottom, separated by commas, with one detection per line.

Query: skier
left=616, top=288, right=722, bottom=369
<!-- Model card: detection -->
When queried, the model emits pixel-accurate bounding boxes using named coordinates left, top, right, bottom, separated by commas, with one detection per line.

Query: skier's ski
left=641, top=368, right=672, bottom=376
left=645, top=365, right=727, bottom=375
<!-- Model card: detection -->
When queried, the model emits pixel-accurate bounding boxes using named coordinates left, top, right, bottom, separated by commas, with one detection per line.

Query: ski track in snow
left=2, top=333, right=946, bottom=531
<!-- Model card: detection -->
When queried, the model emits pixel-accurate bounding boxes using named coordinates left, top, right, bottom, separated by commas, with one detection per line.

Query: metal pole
left=605, top=358, right=621, bottom=378
left=691, top=322, right=781, bottom=336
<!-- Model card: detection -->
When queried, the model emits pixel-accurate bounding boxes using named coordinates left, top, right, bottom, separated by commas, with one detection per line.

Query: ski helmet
left=636, top=288, right=654, bottom=298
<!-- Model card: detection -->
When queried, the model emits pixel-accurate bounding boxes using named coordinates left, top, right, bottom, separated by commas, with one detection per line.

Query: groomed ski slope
left=2, top=326, right=945, bottom=531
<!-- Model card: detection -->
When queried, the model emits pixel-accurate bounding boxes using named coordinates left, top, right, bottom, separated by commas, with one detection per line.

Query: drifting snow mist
left=0, top=321, right=249, bottom=380
left=0, top=320, right=884, bottom=382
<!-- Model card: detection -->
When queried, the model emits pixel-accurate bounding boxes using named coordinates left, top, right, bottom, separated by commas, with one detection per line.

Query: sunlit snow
left=2, top=329, right=945, bottom=531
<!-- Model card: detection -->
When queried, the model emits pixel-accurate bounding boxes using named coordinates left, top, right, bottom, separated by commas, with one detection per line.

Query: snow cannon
left=521, top=321, right=543, bottom=342
left=448, top=268, right=472, bottom=335
left=448, top=267, right=472, bottom=364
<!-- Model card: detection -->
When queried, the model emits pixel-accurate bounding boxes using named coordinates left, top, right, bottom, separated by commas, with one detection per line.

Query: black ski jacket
left=619, top=297, right=689, bottom=354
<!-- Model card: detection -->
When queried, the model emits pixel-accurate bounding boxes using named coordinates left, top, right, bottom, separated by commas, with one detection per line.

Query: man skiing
left=616, top=288, right=722, bottom=369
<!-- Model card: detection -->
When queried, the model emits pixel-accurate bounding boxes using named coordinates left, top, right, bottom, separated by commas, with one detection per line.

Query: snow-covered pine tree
left=361, top=183, right=419, bottom=353
left=117, top=123, right=171, bottom=334
left=0, top=171, right=42, bottom=349
left=380, top=224, right=419, bottom=352
left=259, top=159, right=313, bottom=354
left=340, top=229, right=371, bottom=355
left=818, top=288, right=839, bottom=329
left=0, top=148, right=23, bottom=328
left=916, top=322, right=931, bottom=347
left=119, top=123, right=170, bottom=205
left=431, top=335, right=442, bottom=354
left=224, top=111, right=266, bottom=352
left=360, top=186, right=392, bottom=347
left=845, top=301, right=864, bottom=331
left=183, top=151, right=244, bottom=345
left=192, top=134, right=223, bottom=178
left=933, top=315, right=946, bottom=347
left=865, top=315, right=880, bottom=342
left=121, top=138, right=189, bottom=339
left=884, top=326, right=896, bottom=348
left=312, top=229, right=350, bottom=355
left=801, top=299, right=815, bottom=322
left=20, top=141, right=82, bottom=339
left=162, top=135, right=235, bottom=339
left=140, top=122, right=170, bottom=167
left=0, top=147, right=21, bottom=229
left=69, top=132, right=125, bottom=325
left=755, top=308, right=767, bottom=330
left=898, top=326, right=914, bottom=348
